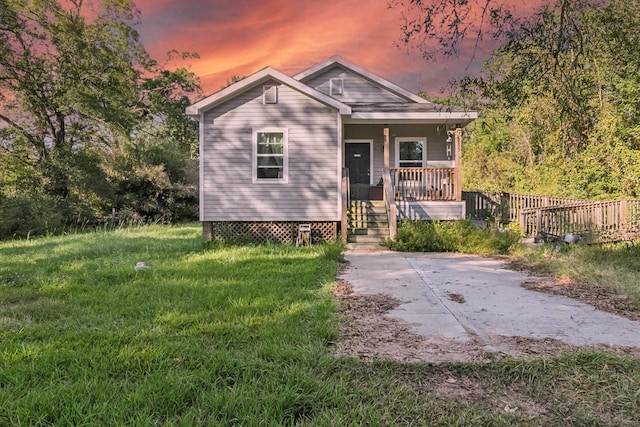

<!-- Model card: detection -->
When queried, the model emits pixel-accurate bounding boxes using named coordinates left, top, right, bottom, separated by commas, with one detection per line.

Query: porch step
left=346, top=200, right=390, bottom=245
left=349, top=200, right=386, bottom=210
left=347, top=234, right=389, bottom=244
left=346, top=242, right=388, bottom=251
left=348, top=228, right=390, bottom=237
left=348, top=220, right=388, bottom=229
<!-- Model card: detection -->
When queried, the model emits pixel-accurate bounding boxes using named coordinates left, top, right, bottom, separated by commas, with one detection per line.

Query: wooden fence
left=519, top=200, right=640, bottom=242
left=463, top=191, right=587, bottom=222
left=463, top=191, right=640, bottom=242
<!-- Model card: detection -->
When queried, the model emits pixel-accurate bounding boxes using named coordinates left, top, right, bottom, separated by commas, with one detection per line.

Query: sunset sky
left=132, top=0, right=530, bottom=98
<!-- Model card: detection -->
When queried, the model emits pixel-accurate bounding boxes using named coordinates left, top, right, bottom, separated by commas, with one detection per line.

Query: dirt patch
left=333, top=280, right=487, bottom=363
left=332, top=280, right=640, bottom=364
left=522, top=278, right=640, bottom=322
left=446, top=292, right=466, bottom=304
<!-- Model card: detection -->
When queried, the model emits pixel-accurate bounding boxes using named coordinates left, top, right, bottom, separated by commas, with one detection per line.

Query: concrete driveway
left=339, top=251, right=640, bottom=348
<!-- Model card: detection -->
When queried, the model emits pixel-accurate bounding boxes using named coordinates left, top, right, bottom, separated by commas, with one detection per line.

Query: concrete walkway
left=339, top=251, right=640, bottom=348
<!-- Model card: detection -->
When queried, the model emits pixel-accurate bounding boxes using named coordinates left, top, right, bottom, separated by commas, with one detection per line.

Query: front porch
left=341, top=125, right=465, bottom=242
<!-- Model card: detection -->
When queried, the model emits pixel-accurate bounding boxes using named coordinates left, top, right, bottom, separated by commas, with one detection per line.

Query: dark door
left=345, top=143, right=371, bottom=200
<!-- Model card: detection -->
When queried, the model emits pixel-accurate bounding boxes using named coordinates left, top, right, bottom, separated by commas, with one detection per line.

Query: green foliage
left=0, top=194, right=64, bottom=238
left=463, top=113, right=529, bottom=192
left=0, top=0, right=201, bottom=236
left=104, top=128, right=198, bottom=222
left=413, top=0, right=640, bottom=200
left=320, top=239, right=346, bottom=263
left=386, top=219, right=520, bottom=254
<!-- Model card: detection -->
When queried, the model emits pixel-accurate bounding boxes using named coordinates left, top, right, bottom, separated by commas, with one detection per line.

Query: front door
left=345, top=142, right=371, bottom=200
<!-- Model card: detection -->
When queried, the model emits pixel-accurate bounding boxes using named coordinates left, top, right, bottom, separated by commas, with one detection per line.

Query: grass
left=1, top=224, right=640, bottom=425
left=512, top=241, right=640, bottom=308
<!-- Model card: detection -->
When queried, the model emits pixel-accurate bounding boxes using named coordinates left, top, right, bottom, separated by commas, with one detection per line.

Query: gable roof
left=186, top=66, right=351, bottom=117
left=294, top=56, right=431, bottom=105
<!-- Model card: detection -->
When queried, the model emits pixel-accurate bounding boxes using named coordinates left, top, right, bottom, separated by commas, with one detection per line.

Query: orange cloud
left=133, top=0, right=542, bottom=97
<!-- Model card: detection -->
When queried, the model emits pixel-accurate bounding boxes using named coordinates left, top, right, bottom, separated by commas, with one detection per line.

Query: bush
left=386, top=219, right=520, bottom=255
left=106, top=137, right=198, bottom=223
left=0, top=194, right=96, bottom=239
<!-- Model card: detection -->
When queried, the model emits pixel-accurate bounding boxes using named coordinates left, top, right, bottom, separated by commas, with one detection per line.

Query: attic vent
left=263, top=85, right=278, bottom=104
left=330, top=78, right=343, bottom=96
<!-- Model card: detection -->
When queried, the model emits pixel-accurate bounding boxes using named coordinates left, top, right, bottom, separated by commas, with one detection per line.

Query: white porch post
left=454, top=128, right=462, bottom=202
left=383, top=126, right=390, bottom=170
left=383, top=126, right=397, bottom=239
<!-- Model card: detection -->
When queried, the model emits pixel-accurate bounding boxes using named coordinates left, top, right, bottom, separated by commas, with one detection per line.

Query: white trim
left=199, top=112, right=205, bottom=221
left=426, top=160, right=455, bottom=168
left=252, top=127, right=289, bottom=184
left=343, top=118, right=477, bottom=125
left=186, top=67, right=351, bottom=116
left=344, top=139, right=374, bottom=185
left=351, top=111, right=478, bottom=120
left=403, top=201, right=466, bottom=220
left=295, top=55, right=430, bottom=104
left=337, top=113, right=343, bottom=220
left=395, top=137, right=426, bottom=168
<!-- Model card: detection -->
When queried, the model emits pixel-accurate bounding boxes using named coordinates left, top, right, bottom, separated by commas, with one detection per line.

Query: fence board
left=519, top=200, right=640, bottom=242
left=463, top=191, right=640, bottom=242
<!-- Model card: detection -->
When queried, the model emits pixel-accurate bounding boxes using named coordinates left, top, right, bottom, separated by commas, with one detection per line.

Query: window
left=396, top=138, right=425, bottom=168
left=330, top=78, right=343, bottom=96
left=263, top=85, right=278, bottom=104
left=254, top=129, right=287, bottom=182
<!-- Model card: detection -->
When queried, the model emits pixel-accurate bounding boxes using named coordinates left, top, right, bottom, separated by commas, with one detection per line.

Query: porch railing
left=390, top=167, right=458, bottom=201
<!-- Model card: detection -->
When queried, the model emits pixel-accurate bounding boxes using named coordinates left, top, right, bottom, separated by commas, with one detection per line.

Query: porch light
left=446, top=132, right=453, bottom=159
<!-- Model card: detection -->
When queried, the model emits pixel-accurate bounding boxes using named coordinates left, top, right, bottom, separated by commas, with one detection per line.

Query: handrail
left=383, top=167, right=397, bottom=239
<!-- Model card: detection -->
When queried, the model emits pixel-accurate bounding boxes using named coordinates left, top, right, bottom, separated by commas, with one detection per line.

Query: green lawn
left=1, top=225, right=639, bottom=426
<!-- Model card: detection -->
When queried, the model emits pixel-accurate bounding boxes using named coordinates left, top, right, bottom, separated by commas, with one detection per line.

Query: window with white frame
left=396, top=137, right=425, bottom=168
left=254, top=129, right=287, bottom=181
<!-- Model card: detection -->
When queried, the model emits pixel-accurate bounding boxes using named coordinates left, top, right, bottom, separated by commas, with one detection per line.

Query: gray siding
left=344, top=124, right=454, bottom=184
left=305, top=68, right=408, bottom=104
left=202, top=81, right=339, bottom=221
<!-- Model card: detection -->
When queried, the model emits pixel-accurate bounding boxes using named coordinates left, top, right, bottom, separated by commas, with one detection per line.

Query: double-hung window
left=396, top=137, right=425, bottom=168
left=254, top=128, right=288, bottom=182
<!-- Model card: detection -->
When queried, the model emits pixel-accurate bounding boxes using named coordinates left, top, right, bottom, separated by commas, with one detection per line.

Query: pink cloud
left=132, top=0, right=544, bottom=97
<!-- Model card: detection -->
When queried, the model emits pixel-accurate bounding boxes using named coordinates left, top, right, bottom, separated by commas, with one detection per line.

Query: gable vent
left=263, top=85, right=278, bottom=104
left=330, top=78, right=343, bottom=96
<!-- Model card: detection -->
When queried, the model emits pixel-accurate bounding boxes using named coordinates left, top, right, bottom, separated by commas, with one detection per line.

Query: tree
left=396, top=0, right=640, bottom=199
left=0, top=0, right=200, bottom=235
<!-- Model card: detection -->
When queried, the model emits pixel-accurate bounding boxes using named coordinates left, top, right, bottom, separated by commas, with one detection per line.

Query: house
left=186, top=56, right=477, bottom=244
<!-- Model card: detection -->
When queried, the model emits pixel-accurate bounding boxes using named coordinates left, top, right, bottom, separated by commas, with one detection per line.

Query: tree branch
left=0, top=112, right=37, bottom=143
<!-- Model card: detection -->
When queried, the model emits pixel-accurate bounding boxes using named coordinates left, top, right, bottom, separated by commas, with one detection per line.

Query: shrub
left=0, top=194, right=96, bottom=239
left=386, top=219, right=520, bottom=255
